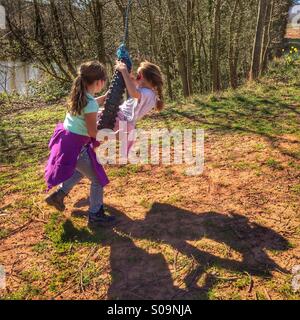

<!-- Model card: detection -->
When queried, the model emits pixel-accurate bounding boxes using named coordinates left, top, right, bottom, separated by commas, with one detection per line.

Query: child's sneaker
left=88, top=206, right=116, bottom=226
left=45, top=190, right=66, bottom=212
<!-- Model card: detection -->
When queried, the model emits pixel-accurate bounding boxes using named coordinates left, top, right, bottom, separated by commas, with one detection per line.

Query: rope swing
left=97, top=0, right=136, bottom=130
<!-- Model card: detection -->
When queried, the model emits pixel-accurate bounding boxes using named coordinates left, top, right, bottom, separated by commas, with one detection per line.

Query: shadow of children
left=63, top=202, right=289, bottom=300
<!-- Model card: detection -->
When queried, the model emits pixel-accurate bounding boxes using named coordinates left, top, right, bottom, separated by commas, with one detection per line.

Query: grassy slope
left=0, top=59, right=299, bottom=300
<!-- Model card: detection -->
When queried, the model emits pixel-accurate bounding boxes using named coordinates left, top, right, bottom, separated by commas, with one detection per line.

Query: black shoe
left=45, top=190, right=66, bottom=212
left=88, top=206, right=116, bottom=226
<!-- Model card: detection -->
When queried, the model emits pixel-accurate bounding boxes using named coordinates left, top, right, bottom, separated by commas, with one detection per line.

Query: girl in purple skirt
left=45, top=61, right=115, bottom=226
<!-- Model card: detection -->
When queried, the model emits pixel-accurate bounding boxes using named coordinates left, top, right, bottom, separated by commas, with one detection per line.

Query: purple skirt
left=45, top=123, right=109, bottom=191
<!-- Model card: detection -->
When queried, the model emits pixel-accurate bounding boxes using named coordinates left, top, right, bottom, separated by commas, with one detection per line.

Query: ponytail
left=68, top=61, right=107, bottom=116
left=68, top=75, right=87, bottom=116
left=139, top=61, right=164, bottom=111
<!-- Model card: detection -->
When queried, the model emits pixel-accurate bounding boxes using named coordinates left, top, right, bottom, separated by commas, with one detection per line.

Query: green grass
left=232, top=161, right=260, bottom=171
left=20, top=268, right=44, bottom=282
left=109, top=165, right=142, bottom=177
left=234, top=275, right=251, bottom=289
left=277, top=275, right=300, bottom=300
left=4, top=284, right=42, bottom=300
left=0, top=228, right=9, bottom=239
left=291, top=184, right=300, bottom=194
left=0, top=103, right=65, bottom=197
left=32, top=241, right=49, bottom=254
left=265, top=158, right=284, bottom=170
left=1, top=59, right=299, bottom=199
left=139, top=198, right=152, bottom=209
left=141, top=81, right=300, bottom=139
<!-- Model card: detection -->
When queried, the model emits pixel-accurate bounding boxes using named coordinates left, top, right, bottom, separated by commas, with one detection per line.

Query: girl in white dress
left=114, top=61, right=164, bottom=154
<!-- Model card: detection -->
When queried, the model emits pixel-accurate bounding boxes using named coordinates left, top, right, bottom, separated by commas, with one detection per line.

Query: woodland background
left=0, top=0, right=293, bottom=99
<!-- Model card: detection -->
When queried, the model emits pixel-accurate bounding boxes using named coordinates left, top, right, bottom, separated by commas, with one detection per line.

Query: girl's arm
left=85, top=113, right=98, bottom=139
left=116, top=61, right=141, bottom=101
left=96, top=91, right=109, bottom=106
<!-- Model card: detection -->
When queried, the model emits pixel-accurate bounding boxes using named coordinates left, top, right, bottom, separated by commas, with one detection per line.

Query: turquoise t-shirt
left=64, top=93, right=99, bottom=137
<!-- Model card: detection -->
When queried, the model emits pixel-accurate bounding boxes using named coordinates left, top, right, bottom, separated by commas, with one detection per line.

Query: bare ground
left=1, top=131, right=299, bottom=300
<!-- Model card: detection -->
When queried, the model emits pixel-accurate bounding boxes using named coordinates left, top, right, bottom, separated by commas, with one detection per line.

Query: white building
left=288, top=4, right=300, bottom=28
left=0, top=61, right=41, bottom=95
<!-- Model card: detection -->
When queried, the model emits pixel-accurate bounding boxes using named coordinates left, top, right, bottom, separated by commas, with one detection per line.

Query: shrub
left=28, top=75, right=70, bottom=103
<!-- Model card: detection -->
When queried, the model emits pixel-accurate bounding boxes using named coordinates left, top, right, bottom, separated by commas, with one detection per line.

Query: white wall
left=0, top=61, right=41, bottom=95
left=289, top=5, right=300, bottom=27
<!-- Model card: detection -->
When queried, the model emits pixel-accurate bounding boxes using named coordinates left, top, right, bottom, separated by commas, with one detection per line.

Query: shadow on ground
left=62, top=203, right=290, bottom=300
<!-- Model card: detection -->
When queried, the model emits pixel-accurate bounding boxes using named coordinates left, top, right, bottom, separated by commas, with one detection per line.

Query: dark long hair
left=68, top=61, right=107, bottom=115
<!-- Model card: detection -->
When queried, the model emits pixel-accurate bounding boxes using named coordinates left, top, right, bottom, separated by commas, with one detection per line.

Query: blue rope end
left=117, top=44, right=132, bottom=72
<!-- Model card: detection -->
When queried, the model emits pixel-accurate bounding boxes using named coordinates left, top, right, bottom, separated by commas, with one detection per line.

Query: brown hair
left=68, top=61, right=107, bottom=115
left=139, top=61, right=164, bottom=111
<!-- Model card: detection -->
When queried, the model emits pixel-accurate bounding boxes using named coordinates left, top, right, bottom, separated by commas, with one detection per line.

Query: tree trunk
left=90, top=0, right=106, bottom=64
left=49, top=0, right=77, bottom=78
left=229, top=0, right=244, bottom=89
left=167, top=0, right=191, bottom=97
left=249, top=0, right=268, bottom=81
left=211, top=0, right=221, bottom=92
left=186, top=0, right=194, bottom=96
left=261, top=0, right=274, bottom=73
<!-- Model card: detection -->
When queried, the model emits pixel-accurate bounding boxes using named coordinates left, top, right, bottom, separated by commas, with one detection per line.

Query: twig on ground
left=171, top=259, right=201, bottom=299
left=263, top=287, right=272, bottom=300
left=10, top=256, right=20, bottom=276
left=79, top=271, right=84, bottom=293
left=33, top=201, right=47, bottom=221
left=0, top=243, right=29, bottom=254
left=274, top=268, right=290, bottom=275
left=173, top=250, right=179, bottom=273
left=1, top=219, right=33, bottom=240
left=52, top=246, right=98, bottom=299
left=245, top=272, right=254, bottom=293
left=216, top=276, right=240, bottom=281
left=32, top=218, right=47, bottom=224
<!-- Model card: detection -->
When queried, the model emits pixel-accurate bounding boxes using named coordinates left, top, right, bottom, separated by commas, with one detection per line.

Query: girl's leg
left=65, top=147, right=115, bottom=224
left=75, top=148, right=103, bottom=214
left=89, top=181, right=104, bottom=214
left=59, top=170, right=84, bottom=195
left=46, top=170, right=83, bottom=211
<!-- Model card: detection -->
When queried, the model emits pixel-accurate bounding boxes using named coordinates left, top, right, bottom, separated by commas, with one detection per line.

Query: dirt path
left=1, top=130, right=299, bottom=300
